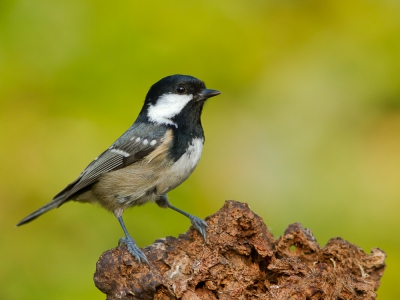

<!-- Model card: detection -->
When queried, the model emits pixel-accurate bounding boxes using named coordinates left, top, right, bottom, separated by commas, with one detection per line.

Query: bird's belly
left=91, top=165, right=159, bottom=211
left=91, top=138, right=203, bottom=211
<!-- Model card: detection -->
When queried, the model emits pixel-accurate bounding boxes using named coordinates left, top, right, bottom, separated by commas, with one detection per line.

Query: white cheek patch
left=147, top=93, right=193, bottom=127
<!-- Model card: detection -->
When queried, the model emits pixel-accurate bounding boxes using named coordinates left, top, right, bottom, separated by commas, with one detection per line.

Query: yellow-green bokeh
left=1, top=0, right=399, bottom=298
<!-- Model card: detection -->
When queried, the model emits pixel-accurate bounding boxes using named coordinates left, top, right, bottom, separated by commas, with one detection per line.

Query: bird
left=17, top=74, right=221, bottom=264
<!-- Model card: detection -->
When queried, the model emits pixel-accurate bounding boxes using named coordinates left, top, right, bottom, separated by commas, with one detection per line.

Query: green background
left=1, top=0, right=399, bottom=298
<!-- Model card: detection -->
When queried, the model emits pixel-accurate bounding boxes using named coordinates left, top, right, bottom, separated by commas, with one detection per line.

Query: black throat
left=168, top=101, right=205, bottom=162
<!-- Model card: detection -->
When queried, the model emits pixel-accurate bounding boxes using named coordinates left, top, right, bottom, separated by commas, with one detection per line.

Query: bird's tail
left=16, top=195, right=67, bottom=226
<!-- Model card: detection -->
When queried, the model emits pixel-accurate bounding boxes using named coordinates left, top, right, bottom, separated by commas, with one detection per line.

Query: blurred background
left=1, top=0, right=399, bottom=298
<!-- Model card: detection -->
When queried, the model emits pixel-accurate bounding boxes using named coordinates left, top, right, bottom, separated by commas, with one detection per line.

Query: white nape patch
left=147, top=93, right=193, bottom=127
left=150, top=139, right=157, bottom=146
left=135, top=137, right=141, bottom=143
left=111, top=148, right=130, bottom=157
left=143, top=139, right=149, bottom=145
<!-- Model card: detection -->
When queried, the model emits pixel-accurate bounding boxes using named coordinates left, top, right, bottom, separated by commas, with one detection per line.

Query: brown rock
left=94, top=200, right=386, bottom=299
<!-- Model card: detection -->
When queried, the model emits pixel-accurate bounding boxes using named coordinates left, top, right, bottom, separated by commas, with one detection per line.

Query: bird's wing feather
left=54, top=123, right=168, bottom=201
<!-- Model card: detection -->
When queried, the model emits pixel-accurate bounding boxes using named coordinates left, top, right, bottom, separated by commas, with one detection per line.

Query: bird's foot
left=119, top=237, right=149, bottom=264
left=189, top=215, right=208, bottom=241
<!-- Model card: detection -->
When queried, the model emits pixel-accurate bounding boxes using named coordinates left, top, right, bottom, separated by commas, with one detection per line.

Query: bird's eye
left=176, top=85, right=186, bottom=94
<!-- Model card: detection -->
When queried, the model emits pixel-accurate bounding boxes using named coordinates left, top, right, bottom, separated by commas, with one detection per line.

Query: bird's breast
left=157, top=137, right=204, bottom=194
left=176, top=137, right=204, bottom=170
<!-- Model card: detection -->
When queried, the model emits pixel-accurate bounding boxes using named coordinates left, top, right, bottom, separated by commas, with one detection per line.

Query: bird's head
left=142, top=75, right=220, bottom=128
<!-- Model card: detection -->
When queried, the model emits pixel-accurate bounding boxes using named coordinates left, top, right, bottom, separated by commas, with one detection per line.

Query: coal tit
left=17, top=75, right=221, bottom=264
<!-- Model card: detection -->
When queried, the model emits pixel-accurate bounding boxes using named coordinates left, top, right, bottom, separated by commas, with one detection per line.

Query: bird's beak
left=199, top=89, right=221, bottom=100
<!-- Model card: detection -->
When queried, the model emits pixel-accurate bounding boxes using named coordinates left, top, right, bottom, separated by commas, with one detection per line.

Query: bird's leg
left=115, top=211, right=149, bottom=264
left=156, top=194, right=208, bottom=241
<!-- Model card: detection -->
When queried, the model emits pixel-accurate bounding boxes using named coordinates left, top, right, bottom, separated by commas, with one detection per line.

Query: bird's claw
left=119, top=237, right=149, bottom=264
left=189, top=215, right=208, bottom=241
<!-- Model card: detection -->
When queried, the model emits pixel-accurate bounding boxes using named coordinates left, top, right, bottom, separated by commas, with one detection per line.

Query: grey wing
left=54, top=124, right=168, bottom=202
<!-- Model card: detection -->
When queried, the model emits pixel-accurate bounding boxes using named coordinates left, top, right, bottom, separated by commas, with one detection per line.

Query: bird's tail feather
left=16, top=195, right=66, bottom=226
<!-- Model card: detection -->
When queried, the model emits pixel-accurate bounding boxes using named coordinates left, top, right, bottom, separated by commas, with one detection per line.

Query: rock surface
left=94, top=200, right=386, bottom=299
